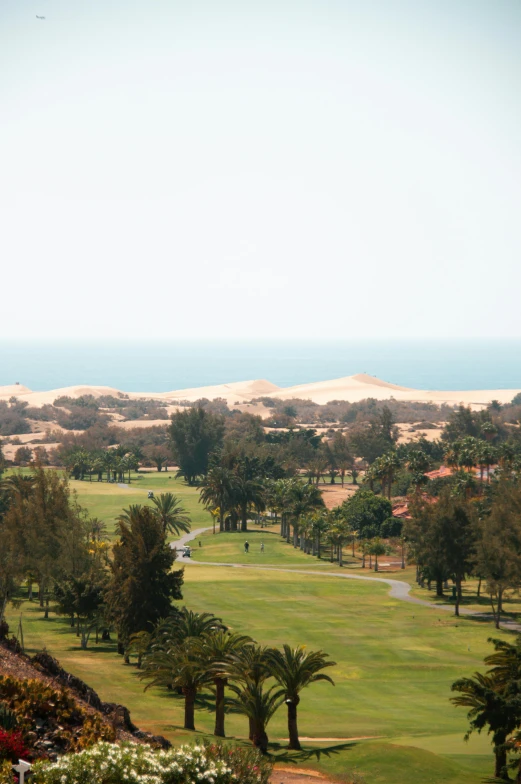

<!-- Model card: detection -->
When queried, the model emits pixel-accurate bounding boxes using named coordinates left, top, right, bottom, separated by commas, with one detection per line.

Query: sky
left=1, top=0, right=520, bottom=339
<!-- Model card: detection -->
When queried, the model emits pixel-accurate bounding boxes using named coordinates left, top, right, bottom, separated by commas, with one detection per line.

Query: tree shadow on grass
left=267, top=741, right=357, bottom=764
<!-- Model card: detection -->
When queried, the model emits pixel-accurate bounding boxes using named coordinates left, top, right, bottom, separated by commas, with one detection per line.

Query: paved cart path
left=171, top=528, right=520, bottom=632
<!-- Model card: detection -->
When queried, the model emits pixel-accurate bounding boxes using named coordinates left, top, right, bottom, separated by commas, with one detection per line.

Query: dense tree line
left=0, top=469, right=190, bottom=652
left=405, top=476, right=521, bottom=624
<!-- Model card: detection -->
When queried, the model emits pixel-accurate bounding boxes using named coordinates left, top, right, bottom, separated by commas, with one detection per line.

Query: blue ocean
left=0, top=340, right=520, bottom=393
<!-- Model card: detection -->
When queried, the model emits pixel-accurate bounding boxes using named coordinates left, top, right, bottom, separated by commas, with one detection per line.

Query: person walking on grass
left=244, top=541, right=249, bottom=554
left=260, top=542, right=264, bottom=553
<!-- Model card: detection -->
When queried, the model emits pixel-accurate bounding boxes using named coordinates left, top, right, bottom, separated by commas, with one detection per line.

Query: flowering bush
left=31, top=741, right=272, bottom=784
left=0, top=729, right=29, bottom=764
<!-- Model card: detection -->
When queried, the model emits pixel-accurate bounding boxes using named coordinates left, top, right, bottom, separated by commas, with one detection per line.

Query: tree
left=143, top=444, right=170, bottom=472
left=442, top=405, right=479, bottom=441
left=405, top=498, right=449, bottom=597
left=369, top=539, right=386, bottom=572
left=311, top=511, right=330, bottom=559
left=408, top=491, right=476, bottom=615
left=226, top=644, right=283, bottom=753
left=142, top=638, right=211, bottom=730
left=106, top=506, right=184, bottom=653
left=234, top=474, right=266, bottom=533
left=406, top=449, right=431, bottom=476
left=127, top=629, right=153, bottom=668
left=149, top=493, right=191, bottom=537
left=475, top=479, right=521, bottom=628
left=54, top=570, right=107, bottom=649
left=141, top=609, right=224, bottom=730
left=380, top=451, right=401, bottom=499
left=330, top=433, right=355, bottom=487
left=169, top=407, right=225, bottom=485
left=1, top=468, right=91, bottom=617
left=451, top=637, right=521, bottom=781
left=287, top=482, right=324, bottom=547
left=229, top=679, right=284, bottom=753
left=340, top=490, right=392, bottom=540
left=200, top=466, right=238, bottom=533
left=268, top=645, right=335, bottom=750
left=379, top=405, right=398, bottom=444
left=199, top=630, right=254, bottom=737
left=226, top=644, right=277, bottom=744
left=14, top=446, right=32, bottom=466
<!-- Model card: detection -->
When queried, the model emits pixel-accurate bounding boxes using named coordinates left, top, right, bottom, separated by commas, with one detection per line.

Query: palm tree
left=156, top=608, right=224, bottom=645
left=272, top=478, right=295, bottom=540
left=381, top=452, right=401, bottom=500
left=458, top=448, right=475, bottom=474
left=444, top=442, right=461, bottom=471
left=103, top=451, right=113, bottom=483
left=141, top=609, right=224, bottom=731
left=476, top=442, right=497, bottom=485
left=268, top=645, right=336, bottom=750
left=150, top=493, right=191, bottom=537
left=406, top=449, right=431, bottom=475
left=451, top=671, right=517, bottom=781
left=128, top=629, right=153, bottom=668
left=197, top=630, right=254, bottom=737
left=287, top=482, right=324, bottom=548
left=485, top=637, right=521, bottom=690
left=311, top=511, right=330, bottom=558
left=200, top=467, right=238, bottom=533
left=116, top=504, right=144, bottom=532
left=328, top=522, right=349, bottom=566
left=234, top=475, right=266, bottom=532
left=1, top=472, right=36, bottom=499
left=92, top=456, right=105, bottom=482
left=363, top=463, right=377, bottom=493
left=142, top=638, right=211, bottom=730
left=225, top=644, right=276, bottom=742
left=229, top=679, right=284, bottom=753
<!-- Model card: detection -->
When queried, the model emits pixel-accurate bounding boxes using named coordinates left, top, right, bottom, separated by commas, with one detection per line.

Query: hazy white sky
left=1, top=0, right=520, bottom=339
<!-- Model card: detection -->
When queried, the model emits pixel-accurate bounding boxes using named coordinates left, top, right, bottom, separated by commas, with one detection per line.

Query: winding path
left=171, top=528, right=520, bottom=632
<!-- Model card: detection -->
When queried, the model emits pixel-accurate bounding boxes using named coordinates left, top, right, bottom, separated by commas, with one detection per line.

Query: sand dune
left=0, top=384, right=129, bottom=407
left=266, top=373, right=521, bottom=408
left=155, top=378, right=280, bottom=405
left=1, top=374, right=519, bottom=410
left=0, top=384, right=32, bottom=397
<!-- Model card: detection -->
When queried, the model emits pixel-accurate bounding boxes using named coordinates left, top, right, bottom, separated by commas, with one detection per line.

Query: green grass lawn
left=70, top=472, right=213, bottom=537
left=3, top=474, right=509, bottom=783
left=191, top=528, right=361, bottom=568
left=6, top=561, right=505, bottom=784
left=4, top=468, right=213, bottom=538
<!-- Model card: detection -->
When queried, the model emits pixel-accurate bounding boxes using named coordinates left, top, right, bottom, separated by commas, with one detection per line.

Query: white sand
left=1, top=373, right=519, bottom=410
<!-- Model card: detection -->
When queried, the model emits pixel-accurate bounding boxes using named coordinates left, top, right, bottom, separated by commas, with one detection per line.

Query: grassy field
left=7, top=562, right=501, bottom=784
left=3, top=475, right=512, bottom=783
left=70, top=472, right=213, bottom=537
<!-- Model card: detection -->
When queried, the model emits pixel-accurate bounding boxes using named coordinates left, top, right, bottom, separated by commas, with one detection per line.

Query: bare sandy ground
left=1, top=373, right=519, bottom=410
left=319, top=484, right=357, bottom=508
left=2, top=442, right=59, bottom=461
left=116, top=419, right=170, bottom=430
left=396, top=422, right=446, bottom=444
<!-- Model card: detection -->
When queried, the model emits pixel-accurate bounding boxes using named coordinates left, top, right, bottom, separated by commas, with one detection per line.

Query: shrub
left=380, top=517, right=403, bottom=538
left=31, top=741, right=272, bottom=784
left=0, top=703, right=17, bottom=731
left=0, top=729, right=29, bottom=763
left=0, top=677, right=115, bottom=752
left=13, top=447, right=32, bottom=466
left=0, top=760, right=13, bottom=784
